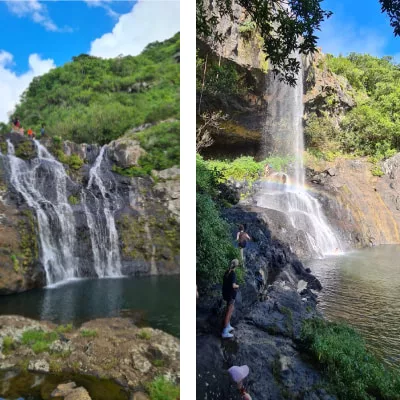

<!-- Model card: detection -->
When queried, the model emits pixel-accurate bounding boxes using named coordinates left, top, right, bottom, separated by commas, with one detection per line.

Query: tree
left=380, top=0, right=400, bottom=36
left=197, top=0, right=332, bottom=85
left=197, top=0, right=400, bottom=85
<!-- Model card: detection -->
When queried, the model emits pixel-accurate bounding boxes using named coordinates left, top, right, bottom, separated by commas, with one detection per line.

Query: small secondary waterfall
left=1, top=139, right=123, bottom=285
left=82, top=146, right=122, bottom=277
left=258, top=54, right=341, bottom=257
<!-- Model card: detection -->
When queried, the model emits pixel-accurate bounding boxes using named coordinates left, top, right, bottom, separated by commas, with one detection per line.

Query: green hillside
left=306, top=53, right=400, bottom=161
left=11, top=33, right=180, bottom=145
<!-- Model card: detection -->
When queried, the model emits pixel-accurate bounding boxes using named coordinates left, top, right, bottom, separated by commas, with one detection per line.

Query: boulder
left=108, top=139, right=146, bottom=168
left=28, top=359, right=49, bottom=373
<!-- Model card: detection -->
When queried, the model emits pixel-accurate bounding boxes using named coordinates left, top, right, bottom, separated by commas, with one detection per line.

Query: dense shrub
left=318, top=53, right=400, bottom=159
left=113, top=121, right=179, bottom=177
left=12, top=34, right=180, bottom=145
left=196, top=155, right=241, bottom=287
left=301, top=318, right=400, bottom=400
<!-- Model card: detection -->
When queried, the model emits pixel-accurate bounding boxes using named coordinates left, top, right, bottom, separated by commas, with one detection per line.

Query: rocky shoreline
left=196, top=205, right=336, bottom=400
left=0, top=316, right=179, bottom=398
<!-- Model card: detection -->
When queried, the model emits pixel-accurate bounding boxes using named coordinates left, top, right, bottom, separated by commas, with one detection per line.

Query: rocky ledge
left=197, top=206, right=335, bottom=399
left=0, top=316, right=179, bottom=393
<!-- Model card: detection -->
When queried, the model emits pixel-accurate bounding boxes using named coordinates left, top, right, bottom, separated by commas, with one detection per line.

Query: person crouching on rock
left=237, top=225, right=251, bottom=262
left=222, top=259, right=240, bottom=339
left=228, top=365, right=252, bottom=399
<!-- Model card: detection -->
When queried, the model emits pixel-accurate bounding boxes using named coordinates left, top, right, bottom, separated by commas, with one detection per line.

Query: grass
left=152, top=359, right=166, bottom=368
left=80, top=329, right=98, bottom=338
left=137, top=329, right=152, bottom=340
left=301, top=318, right=400, bottom=399
left=146, top=376, right=180, bottom=400
left=2, top=336, right=15, bottom=354
left=201, top=155, right=293, bottom=186
left=56, top=323, right=74, bottom=334
left=21, top=329, right=58, bottom=354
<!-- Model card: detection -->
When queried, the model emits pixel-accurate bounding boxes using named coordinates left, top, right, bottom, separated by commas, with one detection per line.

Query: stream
left=307, top=245, right=400, bottom=368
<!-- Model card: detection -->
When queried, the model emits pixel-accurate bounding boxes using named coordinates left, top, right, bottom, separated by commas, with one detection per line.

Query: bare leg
left=223, top=303, right=235, bottom=329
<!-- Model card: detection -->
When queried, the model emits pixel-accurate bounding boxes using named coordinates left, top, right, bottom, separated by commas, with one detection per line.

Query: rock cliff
left=0, top=133, right=179, bottom=294
left=197, top=206, right=335, bottom=400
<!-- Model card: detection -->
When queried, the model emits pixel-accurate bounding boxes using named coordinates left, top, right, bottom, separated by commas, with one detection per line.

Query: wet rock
left=297, top=280, right=308, bottom=293
left=28, top=359, right=49, bottom=373
left=49, top=340, right=72, bottom=354
left=131, top=392, right=150, bottom=400
left=51, top=382, right=92, bottom=400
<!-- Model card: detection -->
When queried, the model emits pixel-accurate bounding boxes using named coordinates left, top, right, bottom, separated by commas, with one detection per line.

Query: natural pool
left=306, top=245, right=400, bottom=368
left=0, top=370, right=129, bottom=400
left=0, top=275, right=180, bottom=337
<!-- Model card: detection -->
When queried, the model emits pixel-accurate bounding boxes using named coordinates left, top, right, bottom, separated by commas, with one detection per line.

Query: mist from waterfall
left=258, top=54, right=341, bottom=257
left=1, top=140, right=123, bottom=285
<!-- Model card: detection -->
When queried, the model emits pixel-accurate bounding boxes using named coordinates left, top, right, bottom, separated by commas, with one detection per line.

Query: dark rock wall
left=0, top=134, right=179, bottom=294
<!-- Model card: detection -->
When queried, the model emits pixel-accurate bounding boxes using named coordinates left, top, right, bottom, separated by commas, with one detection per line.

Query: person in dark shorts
left=222, top=259, right=240, bottom=339
left=237, top=225, right=251, bottom=261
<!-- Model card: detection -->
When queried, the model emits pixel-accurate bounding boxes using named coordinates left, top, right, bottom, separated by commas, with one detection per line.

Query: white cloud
left=89, top=0, right=180, bottom=58
left=83, top=0, right=120, bottom=19
left=0, top=51, right=55, bottom=122
left=317, top=17, right=387, bottom=57
left=5, top=0, right=71, bottom=32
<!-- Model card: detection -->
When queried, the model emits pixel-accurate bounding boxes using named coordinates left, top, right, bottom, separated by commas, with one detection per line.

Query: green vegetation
left=301, top=318, right=400, bottom=399
left=113, top=120, right=179, bottom=177
left=68, top=195, right=80, bottom=205
left=56, top=323, right=73, bottom=334
left=10, top=254, right=20, bottom=273
left=80, top=329, right=98, bottom=338
left=152, top=359, right=165, bottom=368
left=306, top=54, right=400, bottom=161
left=146, top=376, right=180, bottom=400
left=196, top=55, right=246, bottom=100
left=196, top=155, right=242, bottom=287
left=137, top=329, right=152, bottom=340
left=12, top=34, right=179, bottom=145
left=2, top=336, right=15, bottom=354
left=21, top=329, right=58, bottom=354
left=205, top=155, right=291, bottom=184
left=197, top=0, right=332, bottom=84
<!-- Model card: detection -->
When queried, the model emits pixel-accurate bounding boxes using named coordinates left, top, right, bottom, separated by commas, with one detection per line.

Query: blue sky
left=0, top=0, right=180, bottom=122
left=318, top=0, right=399, bottom=60
left=0, top=1, right=135, bottom=73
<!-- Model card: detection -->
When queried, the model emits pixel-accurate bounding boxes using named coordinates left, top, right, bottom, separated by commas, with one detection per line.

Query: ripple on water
left=306, top=245, right=400, bottom=368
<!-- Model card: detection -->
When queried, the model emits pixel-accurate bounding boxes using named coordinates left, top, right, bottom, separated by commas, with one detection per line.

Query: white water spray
left=258, top=55, right=341, bottom=257
left=5, top=140, right=78, bottom=283
left=82, top=146, right=122, bottom=277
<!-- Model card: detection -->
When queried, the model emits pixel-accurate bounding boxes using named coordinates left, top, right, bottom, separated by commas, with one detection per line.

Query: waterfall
left=5, top=140, right=78, bottom=284
left=258, top=54, right=341, bottom=257
left=82, top=146, right=122, bottom=277
left=1, top=139, right=123, bottom=285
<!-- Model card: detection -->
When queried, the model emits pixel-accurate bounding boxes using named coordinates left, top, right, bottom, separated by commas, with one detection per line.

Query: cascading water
left=257, top=54, right=341, bottom=257
left=4, top=140, right=78, bottom=284
left=1, top=139, right=123, bottom=285
left=82, top=146, right=122, bottom=277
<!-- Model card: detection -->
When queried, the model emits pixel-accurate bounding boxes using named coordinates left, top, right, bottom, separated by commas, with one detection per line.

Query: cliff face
left=306, top=155, right=400, bottom=249
left=0, top=133, right=179, bottom=294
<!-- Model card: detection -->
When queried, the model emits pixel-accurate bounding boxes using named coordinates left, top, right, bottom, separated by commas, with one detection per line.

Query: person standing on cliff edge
left=237, top=225, right=251, bottom=263
left=222, top=259, right=240, bottom=339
